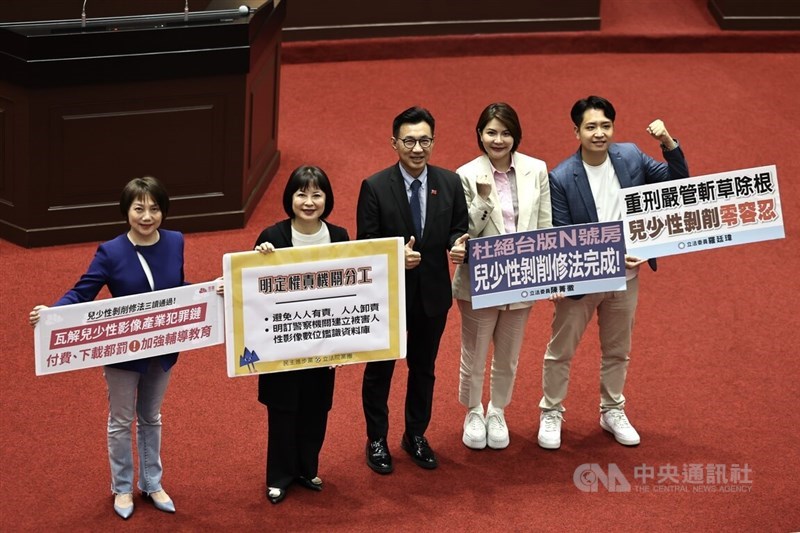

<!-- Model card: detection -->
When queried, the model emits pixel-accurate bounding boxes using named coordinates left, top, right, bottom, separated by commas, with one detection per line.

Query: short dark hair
left=392, top=106, right=435, bottom=138
left=570, top=95, right=617, bottom=128
left=475, top=102, right=522, bottom=154
left=282, top=165, right=335, bottom=220
left=119, top=176, right=170, bottom=219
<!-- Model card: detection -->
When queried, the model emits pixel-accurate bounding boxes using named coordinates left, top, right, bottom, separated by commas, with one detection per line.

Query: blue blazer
left=549, top=142, right=689, bottom=272
left=55, top=229, right=185, bottom=373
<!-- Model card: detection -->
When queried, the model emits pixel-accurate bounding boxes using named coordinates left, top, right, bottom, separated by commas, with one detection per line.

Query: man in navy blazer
left=537, top=96, right=689, bottom=450
left=358, top=106, right=468, bottom=473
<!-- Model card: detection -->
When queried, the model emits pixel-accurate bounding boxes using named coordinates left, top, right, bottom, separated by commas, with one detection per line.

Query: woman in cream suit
left=452, top=102, right=552, bottom=449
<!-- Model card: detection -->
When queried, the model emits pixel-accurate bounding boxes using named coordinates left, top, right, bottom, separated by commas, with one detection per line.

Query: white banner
left=223, top=238, right=406, bottom=377
left=621, top=165, right=784, bottom=258
left=34, top=281, right=225, bottom=376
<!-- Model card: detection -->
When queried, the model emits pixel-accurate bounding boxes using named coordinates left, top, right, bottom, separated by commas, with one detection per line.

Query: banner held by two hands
left=223, top=237, right=406, bottom=377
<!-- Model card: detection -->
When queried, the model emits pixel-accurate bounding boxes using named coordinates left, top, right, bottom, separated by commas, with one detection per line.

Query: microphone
left=81, top=0, right=87, bottom=27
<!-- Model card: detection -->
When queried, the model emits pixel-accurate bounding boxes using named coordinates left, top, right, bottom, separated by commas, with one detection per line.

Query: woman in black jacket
left=252, top=165, right=350, bottom=504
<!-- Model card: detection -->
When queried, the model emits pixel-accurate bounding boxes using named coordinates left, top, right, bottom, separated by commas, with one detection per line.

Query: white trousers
left=458, top=300, right=532, bottom=410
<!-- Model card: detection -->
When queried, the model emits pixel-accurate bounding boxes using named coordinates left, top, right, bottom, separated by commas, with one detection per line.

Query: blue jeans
left=104, top=361, right=172, bottom=495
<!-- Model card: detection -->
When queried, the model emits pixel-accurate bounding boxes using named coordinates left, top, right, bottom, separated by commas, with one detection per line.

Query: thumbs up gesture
left=449, top=233, right=470, bottom=264
left=405, top=236, right=422, bottom=269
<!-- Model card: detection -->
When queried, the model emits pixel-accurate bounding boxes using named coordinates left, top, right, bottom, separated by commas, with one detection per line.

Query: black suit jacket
left=254, top=218, right=350, bottom=411
left=356, top=163, right=468, bottom=318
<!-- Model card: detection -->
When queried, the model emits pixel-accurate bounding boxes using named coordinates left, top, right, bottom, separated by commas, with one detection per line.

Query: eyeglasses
left=396, top=137, right=434, bottom=149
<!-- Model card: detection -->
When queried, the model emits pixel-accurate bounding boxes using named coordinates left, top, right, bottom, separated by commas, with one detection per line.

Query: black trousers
left=264, top=368, right=334, bottom=489
left=362, top=296, right=448, bottom=440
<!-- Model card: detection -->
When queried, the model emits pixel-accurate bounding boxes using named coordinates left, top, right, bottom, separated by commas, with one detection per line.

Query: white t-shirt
left=583, top=156, right=622, bottom=222
left=291, top=222, right=331, bottom=247
left=583, top=157, right=638, bottom=280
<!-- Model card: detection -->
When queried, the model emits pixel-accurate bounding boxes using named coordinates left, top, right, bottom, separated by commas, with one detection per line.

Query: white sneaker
left=600, top=410, right=641, bottom=446
left=462, top=411, right=487, bottom=449
left=486, top=410, right=509, bottom=449
left=538, top=411, right=563, bottom=449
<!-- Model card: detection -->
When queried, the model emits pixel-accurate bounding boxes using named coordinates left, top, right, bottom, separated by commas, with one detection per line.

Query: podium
left=0, top=0, right=286, bottom=247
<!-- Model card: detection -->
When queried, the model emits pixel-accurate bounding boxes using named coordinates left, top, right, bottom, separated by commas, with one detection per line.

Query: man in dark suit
left=358, top=106, right=468, bottom=473
left=537, top=95, right=689, bottom=450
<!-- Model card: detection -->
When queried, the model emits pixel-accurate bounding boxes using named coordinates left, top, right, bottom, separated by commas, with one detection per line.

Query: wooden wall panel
left=708, top=0, right=800, bottom=30
left=46, top=97, right=224, bottom=211
left=0, top=99, right=10, bottom=208
left=0, top=85, right=28, bottom=226
left=282, top=0, right=601, bottom=40
left=242, top=8, right=283, bottom=213
left=0, top=0, right=284, bottom=247
left=249, top=55, right=278, bottom=174
left=15, top=79, right=243, bottom=237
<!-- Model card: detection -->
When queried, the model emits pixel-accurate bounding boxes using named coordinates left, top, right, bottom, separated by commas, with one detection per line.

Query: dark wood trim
left=708, top=0, right=800, bottom=30
left=283, top=0, right=600, bottom=41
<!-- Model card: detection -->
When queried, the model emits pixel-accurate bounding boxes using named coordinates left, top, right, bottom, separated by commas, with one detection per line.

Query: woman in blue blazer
left=29, top=176, right=183, bottom=519
left=252, top=166, right=349, bottom=504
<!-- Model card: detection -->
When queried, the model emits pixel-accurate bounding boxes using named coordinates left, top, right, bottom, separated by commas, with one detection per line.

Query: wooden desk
left=0, top=0, right=286, bottom=247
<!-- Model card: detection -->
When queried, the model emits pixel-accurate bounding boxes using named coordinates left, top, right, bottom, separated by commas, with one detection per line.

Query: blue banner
left=468, top=221, right=627, bottom=309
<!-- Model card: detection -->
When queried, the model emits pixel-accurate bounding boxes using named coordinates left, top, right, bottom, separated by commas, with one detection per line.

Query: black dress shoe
left=366, top=437, right=394, bottom=474
left=267, top=487, right=286, bottom=504
left=401, top=433, right=438, bottom=469
left=296, top=476, right=323, bottom=492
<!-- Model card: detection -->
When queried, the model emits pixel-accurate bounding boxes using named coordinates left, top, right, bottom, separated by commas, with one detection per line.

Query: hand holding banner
left=223, top=237, right=406, bottom=376
left=467, top=221, right=627, bottom=309
left=33, top=281, right=225, bottom=376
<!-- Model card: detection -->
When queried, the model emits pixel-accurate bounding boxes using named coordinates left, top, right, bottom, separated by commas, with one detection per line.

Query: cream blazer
left=451, top=152, right=552, bottom=309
